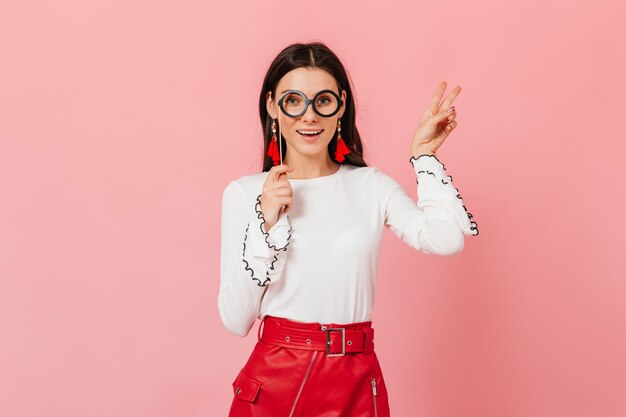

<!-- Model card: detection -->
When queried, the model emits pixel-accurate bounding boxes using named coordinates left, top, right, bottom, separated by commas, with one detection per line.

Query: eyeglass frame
left=276, top=89, right=344, bottom=118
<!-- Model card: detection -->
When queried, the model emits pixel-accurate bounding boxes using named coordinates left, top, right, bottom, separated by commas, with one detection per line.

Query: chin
left=287, top=143, right=331, bottom=157
left=286, top=133, right=332, bottom=151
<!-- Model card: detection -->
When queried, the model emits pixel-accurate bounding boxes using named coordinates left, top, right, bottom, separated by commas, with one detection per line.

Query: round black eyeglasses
left=277, top=89, right=344, bottom=118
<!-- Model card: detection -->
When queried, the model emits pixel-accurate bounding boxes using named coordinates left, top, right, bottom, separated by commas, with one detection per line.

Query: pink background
left=1, top=0, right=625, bottom=416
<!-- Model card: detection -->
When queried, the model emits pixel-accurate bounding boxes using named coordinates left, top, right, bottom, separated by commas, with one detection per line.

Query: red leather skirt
left=228, top=315, right=390, bottom=417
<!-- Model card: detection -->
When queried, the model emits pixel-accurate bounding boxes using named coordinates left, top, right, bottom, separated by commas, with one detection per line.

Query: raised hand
left=411, top=81, right=461, bottom=157
left=259, top=164, right=295, bottom=232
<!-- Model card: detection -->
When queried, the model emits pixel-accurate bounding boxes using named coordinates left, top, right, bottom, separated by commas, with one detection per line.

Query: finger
left=276, top=196, right=292, bottom=211
left=269, top=164, right=294, bottom=182
left=275, top=172, right=293, bottom=188
left=426, top=81, right=447, bottom=114
left=433, top=106, right=456, bottom=124
left=445, top=120, right=457, bottom=132
left=271, top=183, right=292, bottom=196
left=439, top=85, right=461, bottom=111
left=264, top=179, right=291, bottom=197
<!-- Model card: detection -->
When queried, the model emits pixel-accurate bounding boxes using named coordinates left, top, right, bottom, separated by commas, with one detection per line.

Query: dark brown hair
left=258, top=42, right=367, bottom=172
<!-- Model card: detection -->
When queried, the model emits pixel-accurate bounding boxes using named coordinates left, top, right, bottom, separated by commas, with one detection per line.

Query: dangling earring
left=334, top=118, right=351, bottom=162
left=266, top=119, right=280, bottom=166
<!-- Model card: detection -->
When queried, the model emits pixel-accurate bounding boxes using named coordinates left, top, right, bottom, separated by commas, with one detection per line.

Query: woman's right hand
left=259, top=164, right=295, bottom=232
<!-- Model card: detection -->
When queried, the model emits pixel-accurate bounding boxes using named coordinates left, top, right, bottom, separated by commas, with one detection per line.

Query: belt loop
left=258, top=316, right=266, bottom=342
left=362, top=327, right=374, bottom=354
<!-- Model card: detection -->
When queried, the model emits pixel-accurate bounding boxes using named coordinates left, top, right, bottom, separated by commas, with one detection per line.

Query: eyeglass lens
left=281, top=91, right=340, bottom=117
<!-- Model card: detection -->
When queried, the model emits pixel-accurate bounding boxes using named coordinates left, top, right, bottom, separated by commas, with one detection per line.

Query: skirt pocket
left=231, top=368, right=262, bottom=403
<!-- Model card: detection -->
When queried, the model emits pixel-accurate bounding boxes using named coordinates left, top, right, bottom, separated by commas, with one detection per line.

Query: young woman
left=218, top=42, right=479, bottom=417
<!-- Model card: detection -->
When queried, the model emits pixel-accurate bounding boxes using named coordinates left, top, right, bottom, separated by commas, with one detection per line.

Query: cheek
left=279, top=120, right=297, bottom=135
left=325, top=121, right=337, bottom=138
left=280, top=121, right=299, bottom=143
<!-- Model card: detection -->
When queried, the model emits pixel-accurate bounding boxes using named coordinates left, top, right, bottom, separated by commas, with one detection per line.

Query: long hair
left=258, top=42, right=367, bottom=172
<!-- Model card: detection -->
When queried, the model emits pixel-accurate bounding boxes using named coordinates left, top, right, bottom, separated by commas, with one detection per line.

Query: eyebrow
left=279, top=89, right=338, bottom=95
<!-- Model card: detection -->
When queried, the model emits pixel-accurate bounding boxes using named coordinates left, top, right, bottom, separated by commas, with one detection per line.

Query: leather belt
left=258, top=316, right=375, bottom=356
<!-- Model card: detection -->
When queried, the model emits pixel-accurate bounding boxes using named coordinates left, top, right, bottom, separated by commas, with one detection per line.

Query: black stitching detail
left=416, top=169, right=437, bottom=178
left=242, top=223, right=271, bottom=287
left=240, top=194, right=294, bottom=287
left=255, top=194, right=293, bottom=251
left=409, top=153, right=446, bottom=168
left=409, top=155, right=479, bottom=236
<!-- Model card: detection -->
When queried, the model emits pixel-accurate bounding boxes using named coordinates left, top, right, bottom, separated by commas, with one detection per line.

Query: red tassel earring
left=266, top=119, right=281, bottom=166
left=334, top=118, right=351, bottom=162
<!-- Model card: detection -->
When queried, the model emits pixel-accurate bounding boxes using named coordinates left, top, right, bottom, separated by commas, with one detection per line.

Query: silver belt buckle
left=322, top=325, right=346, bottom=357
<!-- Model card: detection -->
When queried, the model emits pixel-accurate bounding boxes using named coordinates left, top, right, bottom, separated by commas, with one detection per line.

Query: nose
left=300, top=102, right=319, bottom=122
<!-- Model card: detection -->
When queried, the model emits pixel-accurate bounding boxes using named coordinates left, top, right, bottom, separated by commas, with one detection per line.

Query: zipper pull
left=371, top=378, right=377, bottom=396
left=321, top=325, right=327, bottom=331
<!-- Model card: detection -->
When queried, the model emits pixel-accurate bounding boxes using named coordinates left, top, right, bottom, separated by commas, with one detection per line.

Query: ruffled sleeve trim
left=241, top=223, right=269, bottom=287
left=240, top=194, right=293, bottom=287
left=254, top=193, right=292, bottom=251
left=409, top=154, right=479, bottom=236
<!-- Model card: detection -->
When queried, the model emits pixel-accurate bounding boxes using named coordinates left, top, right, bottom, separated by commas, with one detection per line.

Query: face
left=266, top=67, right=347, bottom=161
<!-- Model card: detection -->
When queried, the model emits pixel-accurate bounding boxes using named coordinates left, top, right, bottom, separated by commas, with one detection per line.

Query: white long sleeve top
left=218, top=154, right=479, bottom=337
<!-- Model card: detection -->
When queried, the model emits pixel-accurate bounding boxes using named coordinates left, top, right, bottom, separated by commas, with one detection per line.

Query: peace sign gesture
left=411, top=81, right=461, bottom=157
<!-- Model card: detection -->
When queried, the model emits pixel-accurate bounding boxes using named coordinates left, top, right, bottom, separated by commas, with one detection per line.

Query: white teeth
left=298, top=130, right=322, bottom=135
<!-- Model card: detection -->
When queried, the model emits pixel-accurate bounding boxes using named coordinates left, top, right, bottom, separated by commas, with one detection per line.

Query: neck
left=283, top=154, right=341, bottom=180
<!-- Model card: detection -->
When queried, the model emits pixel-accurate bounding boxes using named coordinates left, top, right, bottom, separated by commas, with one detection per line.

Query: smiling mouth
left=297, top=129, right=324, bottom=141
left=296, top=129, right=324, bottom=136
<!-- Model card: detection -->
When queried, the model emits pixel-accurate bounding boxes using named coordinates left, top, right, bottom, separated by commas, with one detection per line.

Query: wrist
left=262, top=216, right=275, bottom=233
left=412, top=149, right=437, bottom=158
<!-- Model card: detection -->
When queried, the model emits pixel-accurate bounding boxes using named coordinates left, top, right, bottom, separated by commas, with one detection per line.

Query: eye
left=285, top=95, right=301, bottom=104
